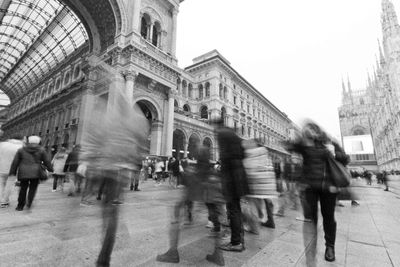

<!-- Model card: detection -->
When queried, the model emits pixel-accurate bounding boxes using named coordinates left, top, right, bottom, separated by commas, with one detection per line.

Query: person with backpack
left=9, top=136, right=53, bottom=211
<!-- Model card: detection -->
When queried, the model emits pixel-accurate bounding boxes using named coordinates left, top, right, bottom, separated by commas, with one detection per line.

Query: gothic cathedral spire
left=381, top=0, right=400, bottom=38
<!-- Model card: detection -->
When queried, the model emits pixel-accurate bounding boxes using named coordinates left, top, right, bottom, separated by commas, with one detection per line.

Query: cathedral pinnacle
left=381, top=0, right=400, bottom=38
left=378, top=38, right=386, bottom=66
left=347, top=75, right=352, bottom=92
left=342, top=76, right=346, bottom=94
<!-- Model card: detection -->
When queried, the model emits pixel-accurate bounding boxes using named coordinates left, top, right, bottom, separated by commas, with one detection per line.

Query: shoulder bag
left=326, top=154, right=351, bottom=187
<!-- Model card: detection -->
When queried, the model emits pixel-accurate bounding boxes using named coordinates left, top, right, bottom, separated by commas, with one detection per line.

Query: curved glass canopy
left=0, top=0, right=88, bottom=101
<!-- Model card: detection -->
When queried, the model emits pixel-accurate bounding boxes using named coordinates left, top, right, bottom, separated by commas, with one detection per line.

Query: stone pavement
left=0, top=179, right=399, bottom=267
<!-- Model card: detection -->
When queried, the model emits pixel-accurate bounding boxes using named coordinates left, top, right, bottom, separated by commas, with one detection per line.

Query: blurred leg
left=17, top=180, right=29, bottom=209
left=27, top=179, right=39, bottom=207
left=97, top=171, right=120, bottom=266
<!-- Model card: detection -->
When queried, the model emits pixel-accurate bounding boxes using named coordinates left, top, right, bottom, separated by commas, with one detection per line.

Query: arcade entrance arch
left=135, top=99, right=162, bottom=156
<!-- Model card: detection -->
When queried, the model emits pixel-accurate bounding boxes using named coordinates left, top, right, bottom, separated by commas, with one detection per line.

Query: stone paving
left=0, top=179, right=399, bottom=267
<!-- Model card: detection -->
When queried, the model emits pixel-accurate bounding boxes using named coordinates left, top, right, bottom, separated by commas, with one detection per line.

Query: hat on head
left=28, top=135, right=41, bottom=144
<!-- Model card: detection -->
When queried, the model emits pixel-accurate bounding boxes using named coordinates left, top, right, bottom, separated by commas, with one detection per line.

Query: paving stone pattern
left=0, top=179, right=399, bottom=267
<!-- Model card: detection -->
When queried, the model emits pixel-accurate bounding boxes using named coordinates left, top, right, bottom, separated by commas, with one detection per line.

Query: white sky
left=176, top=0, right=398, bottom=139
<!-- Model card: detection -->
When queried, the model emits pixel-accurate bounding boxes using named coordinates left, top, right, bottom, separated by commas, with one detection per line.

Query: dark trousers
left=227, top=198, right=244, bottom=246
left=53, top=174, right=65, bottom=190
left=18, top=179, right=39, bottom=208
left=206, top=203, right=221, bottom=231
left=304, top=187, right=337, bottom=247
left=97, top=170, right=121, bottom=266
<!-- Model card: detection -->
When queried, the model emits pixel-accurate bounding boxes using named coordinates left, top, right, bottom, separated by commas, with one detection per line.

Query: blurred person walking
left=9, top=136, right=53, bottom=211
left=383, top=170, right=389, bottom=191
left=215, top=119, right=249, bottom=252
left=242, top=139, right=278, bottom=232
left=64, top=144, right=83, bottom=196
left=0, top=134, right=24, bottom=208
left=51, top=146, right=68, bottom=192
left=157, top=145, right=225, bottom=265
left=79, top=61, right=148, bottom=267
left=286, top=121, right=349, bottom=263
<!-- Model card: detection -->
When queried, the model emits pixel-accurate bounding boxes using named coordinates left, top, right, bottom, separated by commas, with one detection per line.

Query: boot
left=156, top=248, right=180, bottom=263
left=324, top=246, right=335, bottom=262
left=206, top=249, right=225, bottom=266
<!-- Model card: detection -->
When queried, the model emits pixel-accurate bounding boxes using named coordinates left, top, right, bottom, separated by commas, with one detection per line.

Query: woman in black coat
left=9, top=136, right=53, bottom=211
left=286, top=122, right=349, bottom=263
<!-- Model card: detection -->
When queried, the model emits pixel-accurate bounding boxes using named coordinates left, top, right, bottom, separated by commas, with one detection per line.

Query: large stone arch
left=187, top=132, right=201, bottom=160
left=62, top=0, right=127, bottom=53
left=173, top=128, right=187, bottom=159
left=133, top=96, right=163, bottom=121
left=134, top=97, right=163, bottom=155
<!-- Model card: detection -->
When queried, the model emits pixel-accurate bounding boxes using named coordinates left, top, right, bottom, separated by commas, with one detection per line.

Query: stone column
left=183, top=143, right=188, bottom=158
left=148, top=23, right=154, bottom=42
left=75, top=69, right=96, bottom=144
left=124, top=69, right=138, bottom=105
left=164, top=89, right=176, bottom=157
left=132, top=0, right=142, bottom=32
left=171, top=8, right=178, bottom=56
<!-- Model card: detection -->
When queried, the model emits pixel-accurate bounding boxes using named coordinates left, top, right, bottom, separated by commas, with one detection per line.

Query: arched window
left=219, top=83, right=223, bottom=98
left=224, top=86, right=228, bottom=100
left=198, top=84, right=204, bottom=99
left=174, top=100, right=179, bottom=111
left=188, top=84, right=193, bottom=98
left=200, top=105, right=208, bottom=119
left=205, top=82, right=210, bottom=98
left=221, top=107, right=226, bottom=126
left=152, top=21, right=161, bottom=47
left=140, top=14, right=151, bottom=39
left=182, top=80, right=187, bottom=97
left=183, top=104, right=191, bottom=113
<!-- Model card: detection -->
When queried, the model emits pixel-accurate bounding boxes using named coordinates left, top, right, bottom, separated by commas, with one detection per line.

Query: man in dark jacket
left=215, top=121, right=249, bottom=252
left=9, top=136, right=53, bottom=210
left=64, top=144, right=82, bottom=195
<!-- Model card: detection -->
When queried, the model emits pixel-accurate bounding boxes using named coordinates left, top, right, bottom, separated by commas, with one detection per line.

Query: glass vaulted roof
left=0, top=0, right=88, bottom=101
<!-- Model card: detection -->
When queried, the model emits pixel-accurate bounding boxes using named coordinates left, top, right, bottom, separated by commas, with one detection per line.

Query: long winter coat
left=216, top=126, right=249, bottom=202
left=286, top=140, right=349, bottom=190
left=0, top=139, right=23, bottom=175
left=9, top=144, right=53, bottom=180
left=52, top=151, right=68, bottom=175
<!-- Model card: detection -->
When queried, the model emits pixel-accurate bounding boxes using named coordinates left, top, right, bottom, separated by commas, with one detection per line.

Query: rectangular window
left=234, top=96, right=237, bottom=105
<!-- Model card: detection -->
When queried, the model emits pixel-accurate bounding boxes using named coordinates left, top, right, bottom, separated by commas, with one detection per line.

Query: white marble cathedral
left=339, top=0, right=400, bottom=171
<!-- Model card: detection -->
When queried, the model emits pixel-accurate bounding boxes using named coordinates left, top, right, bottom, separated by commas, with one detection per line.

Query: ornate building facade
left=339, top=0, right=400, bottom=171
left=1, top=0, right=292, bottom=161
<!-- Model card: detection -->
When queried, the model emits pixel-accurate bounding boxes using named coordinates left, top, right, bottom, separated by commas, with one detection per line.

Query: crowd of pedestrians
left=1, top=113, right=385, bottom=266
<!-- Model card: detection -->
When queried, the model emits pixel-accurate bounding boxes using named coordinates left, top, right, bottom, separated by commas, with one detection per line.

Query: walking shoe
left=324, top=246, right=335, bottom=262
left=80, top=201, right=94, bottom=207
left=384, top=188, right=389, bottom=191
left=130, top=184, right=134, bottom=191
left=134, top=188, right=141, bottom=191
left=220, top=230, right=231, bottom=241
left=261, top=220, right=275, bottom=229
left=156, top=249, right=180, bottom=263
left=111, top=200, right=123, bottom=205
left=206, top=250, right=225, bottom=266
left=206, top=220, right=214, bottom=228
left=208, top=228, right=221, bottom=237
left=67, top=193, right=74, bottom=197
left=296, top=216, right=313, bottom=223
left=52, top=189, right=57, bottom=192
left=15, top=206, right=23, bottom=211
left=0, top=203, right=9, bottom=208
left=26, top=202, right=32, bottom=209
left=219, top=242, right=245, bottom=252
left=351, top=200, right=360, bottom=206
left=274, top=211, right=285, bottom=217
left=336, top=201, right=345, bottom=207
